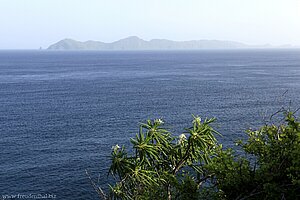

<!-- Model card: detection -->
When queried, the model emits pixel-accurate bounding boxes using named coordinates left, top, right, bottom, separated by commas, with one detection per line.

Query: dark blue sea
left=0, top=50, right=300, bottom=199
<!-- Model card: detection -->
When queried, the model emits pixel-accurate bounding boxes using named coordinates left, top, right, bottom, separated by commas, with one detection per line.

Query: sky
left=1, top=0, right=300, bottom=49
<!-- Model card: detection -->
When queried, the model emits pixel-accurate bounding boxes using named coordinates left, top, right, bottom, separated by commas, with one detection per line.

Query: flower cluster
left=111, top=144, right=120, bottom=152
left=154, top=118, right=164, bottom=125
left=178, top=133, right=187, bottom=145
left=192, top=116, right=201, bottom=124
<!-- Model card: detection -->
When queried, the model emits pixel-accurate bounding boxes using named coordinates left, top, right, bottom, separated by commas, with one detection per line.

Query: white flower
left=179, top=133, right=187, bottom=140
left=192, top=117, right=201, bottom=124
left=155, top=118, right=164, bottom=125
left=112, top=144, right=120, bottom=151
left=178, top=133, right=187, bottom=145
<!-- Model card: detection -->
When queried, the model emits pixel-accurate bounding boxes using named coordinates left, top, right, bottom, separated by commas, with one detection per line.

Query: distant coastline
left=47, top=36, right=297, bottom=51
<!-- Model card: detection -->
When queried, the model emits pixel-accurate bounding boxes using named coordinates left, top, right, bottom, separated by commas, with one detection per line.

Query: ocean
left=0, top=50, right=299, bottom=199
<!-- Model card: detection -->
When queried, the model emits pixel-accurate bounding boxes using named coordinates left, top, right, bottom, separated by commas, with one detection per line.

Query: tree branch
left=86, top=170, right=108, bottom=200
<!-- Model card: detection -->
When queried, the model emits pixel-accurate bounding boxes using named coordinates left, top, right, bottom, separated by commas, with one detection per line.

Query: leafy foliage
left=106, top=116, right=220, bottom=200
left=93, top=112, right=300, bottom=200
left=207, top=112, right=300, bottom=199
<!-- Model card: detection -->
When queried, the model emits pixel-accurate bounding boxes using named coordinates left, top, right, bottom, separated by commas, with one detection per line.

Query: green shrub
left=207, top=112, right=300, bottom=199
left=96, top=116, right=220, bottom=200
left=91, top=112, right=300, bottom=200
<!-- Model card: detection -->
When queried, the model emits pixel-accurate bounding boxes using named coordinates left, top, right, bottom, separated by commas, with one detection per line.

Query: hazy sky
left=1, top=0, right=300, bottom=49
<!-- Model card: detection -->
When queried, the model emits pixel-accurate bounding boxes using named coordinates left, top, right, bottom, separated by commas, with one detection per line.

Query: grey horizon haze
left=1, top=0, right=300, bottom=49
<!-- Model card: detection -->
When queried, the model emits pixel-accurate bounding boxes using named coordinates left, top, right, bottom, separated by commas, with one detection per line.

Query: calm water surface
left=0, top=50, right=300, bottom=199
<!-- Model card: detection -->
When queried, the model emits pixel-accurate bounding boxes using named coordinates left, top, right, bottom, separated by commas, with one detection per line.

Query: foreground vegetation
left=90, top=111, right=300, bottom=200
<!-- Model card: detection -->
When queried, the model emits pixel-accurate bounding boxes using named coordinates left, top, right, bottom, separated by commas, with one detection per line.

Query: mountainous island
left=48, top=36, right=264, bottom=50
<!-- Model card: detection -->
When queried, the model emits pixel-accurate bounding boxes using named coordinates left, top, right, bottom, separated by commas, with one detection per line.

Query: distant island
left=47, top=36, right=276, bottom=50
